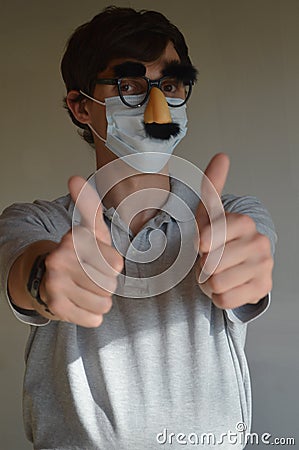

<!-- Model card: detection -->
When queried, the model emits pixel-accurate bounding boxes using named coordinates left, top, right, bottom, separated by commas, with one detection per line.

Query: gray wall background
left=0, top=0, right=298, bottom=448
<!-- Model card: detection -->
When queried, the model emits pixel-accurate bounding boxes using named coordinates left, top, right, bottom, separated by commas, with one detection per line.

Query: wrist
left=27, top=253, right=54, bottom=316
left=8, top=240, right=58, bottom=312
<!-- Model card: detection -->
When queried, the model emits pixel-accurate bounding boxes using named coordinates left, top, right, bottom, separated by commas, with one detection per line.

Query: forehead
left=99, top=41, right=180, bottom=77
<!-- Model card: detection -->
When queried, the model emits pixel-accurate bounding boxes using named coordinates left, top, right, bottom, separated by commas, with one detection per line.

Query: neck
left=95, top=146, right=170, bottom=236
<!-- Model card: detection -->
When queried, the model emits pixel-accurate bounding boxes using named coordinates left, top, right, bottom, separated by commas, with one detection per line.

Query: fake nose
left=144, top=87, right=172, bottom=125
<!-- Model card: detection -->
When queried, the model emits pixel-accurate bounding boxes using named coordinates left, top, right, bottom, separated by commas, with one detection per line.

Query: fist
left=195, top=153, right=274, bottom=310
left=39, top=176, right=124, bottom=327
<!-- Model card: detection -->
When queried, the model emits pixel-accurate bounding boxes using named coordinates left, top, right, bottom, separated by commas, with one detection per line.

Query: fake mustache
left=143, top=122, right=181, bottom=140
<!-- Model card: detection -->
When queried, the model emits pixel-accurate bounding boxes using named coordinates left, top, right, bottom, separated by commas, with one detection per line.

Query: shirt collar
left=71, top=173, right=199, bottom=228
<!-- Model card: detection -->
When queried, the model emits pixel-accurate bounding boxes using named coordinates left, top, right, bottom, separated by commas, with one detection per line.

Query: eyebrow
left=113, top=60, right=198, bottom=83
left=162, top=61, right=198, bottom=83
left=113, top=62, right=146, bottom=77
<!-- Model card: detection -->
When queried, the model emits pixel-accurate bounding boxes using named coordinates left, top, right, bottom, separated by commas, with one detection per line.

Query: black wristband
left=27, top=253, right=53, bottom=315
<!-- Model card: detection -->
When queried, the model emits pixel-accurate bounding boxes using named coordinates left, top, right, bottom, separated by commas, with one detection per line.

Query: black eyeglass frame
left=95, top=76, right=193, bottom=108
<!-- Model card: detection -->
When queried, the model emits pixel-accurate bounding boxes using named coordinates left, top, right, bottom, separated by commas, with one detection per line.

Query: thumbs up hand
left=195, top=153, right=274, bottom=310
left=38, top=176, right=124, bottom=327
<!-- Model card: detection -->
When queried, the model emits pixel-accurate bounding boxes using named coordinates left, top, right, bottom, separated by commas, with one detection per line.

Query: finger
left=201, top=262, right=255, bottom=296
left=195, top=154, right=229, bottom=283
left=211, top=279, right=268, bottom=310
left=72, top=226, right=123, bottom=276
left=197, top=222, right=256, bottom=284
left=203, top=152, right=230, bottom=198
left=79, top=262, right=119, bottom=295
left=44, top=291, right=106, bottom=327
left=71, top=255, right=122, bottom=296
left=58, top=299, right=105, bottom=328
left=199, top=212, right=256, bottom=254
left=67, top=284, right=113, bottom=315
left=199, top=239, right=247, bottom=275
left=68, top=175, right=111, bottom=245
left=68, top=175, right=100, bottom=229
left=196, top=153, right=230, bottom=229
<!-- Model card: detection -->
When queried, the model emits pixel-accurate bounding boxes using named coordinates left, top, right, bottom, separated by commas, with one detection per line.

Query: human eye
left=119, top=78, right=146, bottom=95
left=161, top=78, right=181, bottom=96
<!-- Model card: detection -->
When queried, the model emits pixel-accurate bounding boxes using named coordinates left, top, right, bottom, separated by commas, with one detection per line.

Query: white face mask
left=80, top=91, right=188, bottom=173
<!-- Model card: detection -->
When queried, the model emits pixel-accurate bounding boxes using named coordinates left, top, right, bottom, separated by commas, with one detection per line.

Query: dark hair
left=61, top=6, right=192, bottom=144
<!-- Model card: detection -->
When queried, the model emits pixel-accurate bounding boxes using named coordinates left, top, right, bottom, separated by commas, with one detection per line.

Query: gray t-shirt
left=0, top=177, right=277, bottom=450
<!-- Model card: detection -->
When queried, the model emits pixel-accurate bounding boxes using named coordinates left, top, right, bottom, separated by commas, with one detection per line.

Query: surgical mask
left=80, top=92, right=188, bottom=173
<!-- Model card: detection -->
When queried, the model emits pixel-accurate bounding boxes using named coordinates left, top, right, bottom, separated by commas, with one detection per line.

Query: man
left=0, top=6, right=276, bottom=450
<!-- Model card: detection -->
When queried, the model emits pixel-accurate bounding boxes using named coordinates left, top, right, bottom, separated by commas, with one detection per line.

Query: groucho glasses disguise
left=95, top=75, right=193, bottom=108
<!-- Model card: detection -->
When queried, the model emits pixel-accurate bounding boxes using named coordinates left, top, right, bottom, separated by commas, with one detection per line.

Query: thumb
left=195, top=153, right=228, bottom=283
left=197, top=153, right=230, bottom=229
left=68, top=175, right=111, bottom=245
left=202, top=153, right=230, bottom=197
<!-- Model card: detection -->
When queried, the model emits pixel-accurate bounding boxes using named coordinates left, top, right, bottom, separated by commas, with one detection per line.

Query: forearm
left=8, top=240, right=58, bottom=310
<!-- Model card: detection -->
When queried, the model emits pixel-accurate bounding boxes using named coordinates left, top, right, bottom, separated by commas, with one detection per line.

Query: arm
left=1, top=177, right=123, bottom=327
left=0, top=198, right=69, bottom=324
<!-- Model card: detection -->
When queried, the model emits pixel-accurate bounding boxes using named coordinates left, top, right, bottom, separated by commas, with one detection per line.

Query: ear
left=66, top=90, right=90, bottom=124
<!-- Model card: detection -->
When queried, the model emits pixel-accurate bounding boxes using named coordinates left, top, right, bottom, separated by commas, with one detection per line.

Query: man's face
left=85, top=41, right=181, bottom=143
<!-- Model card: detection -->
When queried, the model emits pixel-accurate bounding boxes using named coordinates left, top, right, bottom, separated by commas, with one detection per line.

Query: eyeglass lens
left=118, top=77, right=190, bottom=107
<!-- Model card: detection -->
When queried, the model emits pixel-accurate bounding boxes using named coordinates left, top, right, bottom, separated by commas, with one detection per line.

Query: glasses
left=95, top=76, right=193, bottom=108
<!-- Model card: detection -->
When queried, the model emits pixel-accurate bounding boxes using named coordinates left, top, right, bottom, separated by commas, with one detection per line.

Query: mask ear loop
left=87, top=123, right=106, bottom=144
left=79, top=90, right=105, bottom=106
left=79, top=90, right=107, bottom=143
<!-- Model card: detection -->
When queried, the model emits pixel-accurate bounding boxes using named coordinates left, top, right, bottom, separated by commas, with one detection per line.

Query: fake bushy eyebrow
left=113, top=60, right=198, bottom=83
left=113, top=62, right=146, bottom=77
left=162, top=61, right=198, bottom=83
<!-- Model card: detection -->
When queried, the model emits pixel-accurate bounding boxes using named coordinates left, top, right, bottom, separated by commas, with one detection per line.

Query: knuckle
left=47, top=297, right=65, bottom=318
left=108, top=277, right=118, bottom=293
left=61, top=230, right=74, bottom=248
left=199, top=253, right=208, bottom=268
left=212, top=293, right=228, bottom=309
left=199, top=226, right=211, bottom=253
left=239, top=214, right=256, bottom=232
left=45, top=251, right=60, bottom=271
left=112, top=255, right=124, bottom=273
left=256, top=234, right=271, bottom=254
left=95, top=226, right=107, bottom=241
left=262, top=256, right=274, bottom=273
left=259, top=276, right=272, bottom=296
left=86, top=315, right=104, bottom=328
left=94, top=275, right=117, bottom=294
left=98, top=247, right=122, bottom=273
left=47, top=302, right=59, bottom=317
left=209, top=274, right=222, bottom=294
left=44, top=276, right=63, bottom=296
left=46, top=248, right=73, bottom=273
left=100, top=296, right=113, bottom=314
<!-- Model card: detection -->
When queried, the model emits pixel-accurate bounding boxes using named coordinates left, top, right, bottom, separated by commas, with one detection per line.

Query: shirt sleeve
left=0, top=195, right=73, bottom=326
left=221, top=194, right=277, bottom=324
